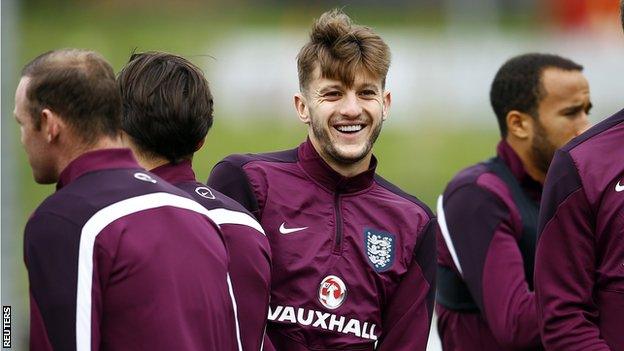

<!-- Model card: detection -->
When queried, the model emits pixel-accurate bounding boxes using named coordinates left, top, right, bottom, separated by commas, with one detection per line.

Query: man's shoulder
left=561, top=108, right=624, bottom=156
left=218, top=148, right=299, bottom=170
left=554, top=109, right=624, bottom=201
left=443, top=161, right=493, bottom=198
left=177, top=181, right=253, bottom=215
left=373, top=174, right=434, bottom=219
left=38, top=168, right=196, bottom=226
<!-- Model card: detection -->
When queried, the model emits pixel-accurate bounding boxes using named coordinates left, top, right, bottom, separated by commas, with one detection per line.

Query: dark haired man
left=117, top=51, right=271, bottom=351
left=208, top=9, right=437, bottom=351
left=534, top=8, right=624, bottom=350
left=16, top=49, right=240, bottom=351
left=436, top=53, right=590, bottom=350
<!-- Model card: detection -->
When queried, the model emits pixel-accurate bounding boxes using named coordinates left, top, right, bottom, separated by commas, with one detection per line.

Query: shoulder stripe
left=436, top=195, right=463, bottom=275
left=76, top=192, right=242, bottom=351
left=207, top=208, right=265, bottom=235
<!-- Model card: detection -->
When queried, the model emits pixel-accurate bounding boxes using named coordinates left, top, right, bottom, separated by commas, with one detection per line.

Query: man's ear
left=40, top=108, right=63, bottom=143
left=294, top=93, right=310, bottom=124
left=506, top=110, right=532, bottom=140
left=381, top=90, right=391, bottom=121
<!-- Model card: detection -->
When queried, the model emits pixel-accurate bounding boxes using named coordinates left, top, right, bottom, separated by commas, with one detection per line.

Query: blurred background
left=2, top=0, right=623, bottom=349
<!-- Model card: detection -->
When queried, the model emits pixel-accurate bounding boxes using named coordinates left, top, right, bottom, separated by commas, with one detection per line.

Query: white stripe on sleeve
left=76, top=192, right=243, bottom=351
left=437, top=195, right=463, bottom=275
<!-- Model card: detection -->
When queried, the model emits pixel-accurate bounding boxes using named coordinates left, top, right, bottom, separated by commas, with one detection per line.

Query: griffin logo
left=318, top=275, right=347, bottom=310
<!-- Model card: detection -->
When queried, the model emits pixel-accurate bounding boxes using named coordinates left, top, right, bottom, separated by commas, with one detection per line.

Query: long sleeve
left=376, top=218, right=437, bottom=351
left=535, top=150, right=611, bottom=351
left=24, top=212, right=86, bottom=351
left=219, top=222, right=272, bottom=351
left=441, top=184, right=541, bottom=349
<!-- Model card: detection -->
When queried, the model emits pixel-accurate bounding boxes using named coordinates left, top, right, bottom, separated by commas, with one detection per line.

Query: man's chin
left=327, top=145, right=371, bottom=165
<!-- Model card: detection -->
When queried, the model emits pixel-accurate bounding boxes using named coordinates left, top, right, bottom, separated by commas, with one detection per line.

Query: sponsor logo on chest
left=318, top=275, right=347, bottom=309
left=268, top=305, right=378, bottom=340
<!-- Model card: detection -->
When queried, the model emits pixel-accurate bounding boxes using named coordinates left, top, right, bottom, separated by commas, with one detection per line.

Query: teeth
left=336, top=125, right=363, bottom=132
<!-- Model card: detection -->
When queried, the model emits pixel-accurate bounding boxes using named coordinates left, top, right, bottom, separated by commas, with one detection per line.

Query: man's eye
left=360, top=90, right=376, bottom=96
left=324, top=91, right=341, bottom=97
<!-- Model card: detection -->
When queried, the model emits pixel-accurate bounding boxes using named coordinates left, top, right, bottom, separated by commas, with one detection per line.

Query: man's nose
left=339, top=92, right=363, bottom=118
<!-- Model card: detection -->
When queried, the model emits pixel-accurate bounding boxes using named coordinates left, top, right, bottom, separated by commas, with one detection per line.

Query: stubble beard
left=530, top=120, right=557, bottom=175
left=310, top=115, right=383, bottom=166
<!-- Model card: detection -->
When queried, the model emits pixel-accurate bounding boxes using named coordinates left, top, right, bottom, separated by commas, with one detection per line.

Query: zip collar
left=150, top=160, right=196, bottom=184
left=57, top=148, right=140, bottom=190
left=298, top=138, right=377, bottom=193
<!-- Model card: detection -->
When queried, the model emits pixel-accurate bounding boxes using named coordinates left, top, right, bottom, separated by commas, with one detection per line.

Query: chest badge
left=365, top=229, right=396, bottom=272
left=318, top=275, right=347, bottom=310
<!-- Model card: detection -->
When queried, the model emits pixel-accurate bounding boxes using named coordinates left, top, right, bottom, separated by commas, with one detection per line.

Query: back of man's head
left=118, top=52, right=213, bottom=163
left=490, top=53, right=583, bottom=138
left=21, top=49, right=121, bottom=143
left=297, top=9, right=391, bottom=91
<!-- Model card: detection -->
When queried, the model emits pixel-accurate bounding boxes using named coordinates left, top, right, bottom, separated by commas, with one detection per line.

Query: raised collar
left=297, top=138, right=377, bottom=194
left=496, top=140, right=543, bottom=200
left=57, top=148, right=140, bottom=190
left=150, top=160, right=196, bottom=184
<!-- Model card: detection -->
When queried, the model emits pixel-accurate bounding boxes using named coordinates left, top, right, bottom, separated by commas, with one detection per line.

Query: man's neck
left=136, top=154, right=170, bottom=172
left=310, top=140, right=372, bottom=178
left=505, top=138, right=546, bottom=184
left=57, top=136, right=125, bottom=176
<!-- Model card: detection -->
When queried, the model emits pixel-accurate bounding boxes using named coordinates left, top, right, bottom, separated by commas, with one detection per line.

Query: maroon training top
left=208, top=139, right=437, bottom=351
left=25, top=149, right=240, bottom=351
left=436, top=140, right=543, bottom=351
left=151, top=160, right=271, bottom=351
left=536, top=109, right=624, bottom=351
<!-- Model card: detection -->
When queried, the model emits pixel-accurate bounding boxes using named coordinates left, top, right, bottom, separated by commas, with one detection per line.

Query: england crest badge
left=364, top=229, right=396, bottom=272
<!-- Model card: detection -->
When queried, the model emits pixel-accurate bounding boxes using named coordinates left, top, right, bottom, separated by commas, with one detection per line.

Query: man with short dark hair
left=117, top=51, right=271, bottom=351
left=208, top=9, right=437, bottom=351
left=16, top=49, right=240, bottom=351
left=534, top=8, right=624, bottom=350
left=436, top=53, right=591, bottom=350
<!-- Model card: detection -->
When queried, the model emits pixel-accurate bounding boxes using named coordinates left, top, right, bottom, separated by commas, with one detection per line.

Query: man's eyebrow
left=357, top=83, right=380, bottom=91
left=559, top=101, right=592, bottom=114
left=317, top=85, right=343, bottom=93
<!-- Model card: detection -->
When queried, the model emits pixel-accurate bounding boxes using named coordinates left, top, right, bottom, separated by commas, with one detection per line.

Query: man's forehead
left=541, top=68, right=588, bottom=101
left=309, top=66, right=383, bottom=89
left=15, top=77, right=29, bottom=104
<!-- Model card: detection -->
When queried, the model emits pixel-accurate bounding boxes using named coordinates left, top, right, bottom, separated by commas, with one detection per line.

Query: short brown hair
left=118, top=51, right=213, bottom=163
left=21, top=49, right=121, bottom=142
left=297, top=9, right=391, bottom=91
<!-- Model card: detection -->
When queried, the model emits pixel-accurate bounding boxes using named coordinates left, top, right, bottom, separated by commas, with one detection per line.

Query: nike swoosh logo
left=279, top=222, right=308, bottom=234
left=616, top=180, right=624, bottom=192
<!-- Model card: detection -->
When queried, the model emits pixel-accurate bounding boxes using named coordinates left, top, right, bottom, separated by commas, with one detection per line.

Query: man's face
left=530, top=68, right=591, bottom=174
left=14, top=77, right=58, bottom=184
left=299, top=68, right=390, bottom=169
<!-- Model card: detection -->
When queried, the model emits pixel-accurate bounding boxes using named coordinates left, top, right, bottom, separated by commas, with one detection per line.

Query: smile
left=335, top=124, right=364, bottom=133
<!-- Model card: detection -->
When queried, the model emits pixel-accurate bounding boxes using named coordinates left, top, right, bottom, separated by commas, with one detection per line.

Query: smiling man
left=208, top=9, right=437, bottom=351
left=436, top=53, right=591, bottom=351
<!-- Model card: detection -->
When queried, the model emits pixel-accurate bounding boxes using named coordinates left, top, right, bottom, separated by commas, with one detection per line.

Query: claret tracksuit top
left=536, top=109, right=624, bottom=351
left=25, top=149, right=240, bottom=351
left=208, top=139, right=437, bottom=351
